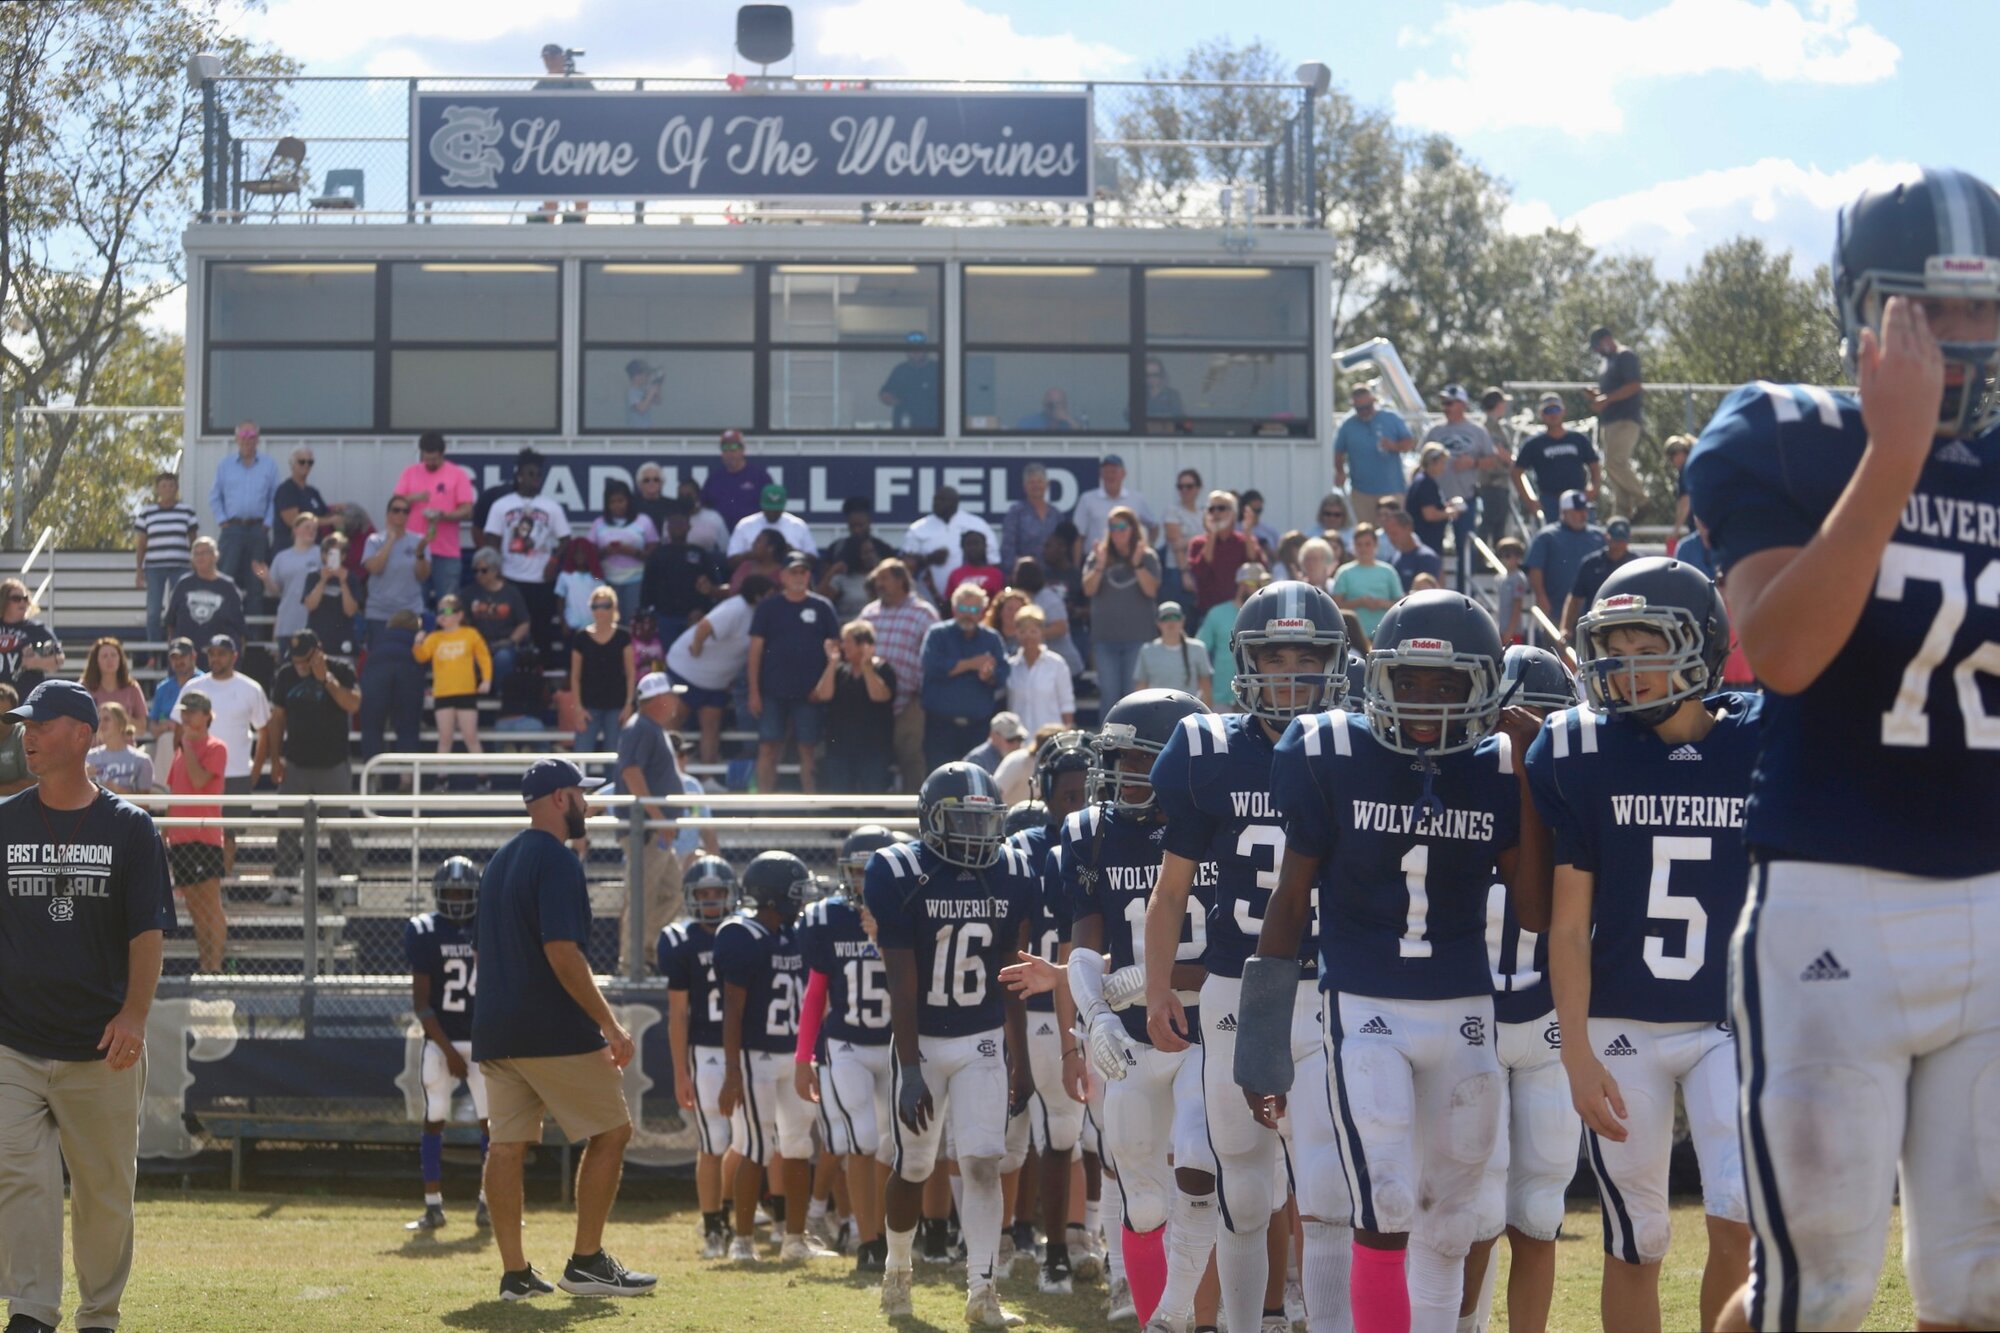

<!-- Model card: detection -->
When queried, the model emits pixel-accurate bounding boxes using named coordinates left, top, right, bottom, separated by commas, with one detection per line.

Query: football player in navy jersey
left=660, top=855, right=740, bottom=1259
left=1145, top=580, right=1354, bottom=1333
left=404, top=856, right=488, bottom=1234
left=1055, top=689, right=1219, bottom=1333
left=716, top=851, right=823, bottom=1264
left=1242, top=590, right=1543, bottom=1333
left=1460, top=645, right=1572, bottom=1333
left=1687, top=167, right=2000, bottom=1333
left=1533, top=558, right=1755, bottom=1333
left=793, top=825, right=898, bottom=1274
left=864, top=762, right=1037, bottom=1328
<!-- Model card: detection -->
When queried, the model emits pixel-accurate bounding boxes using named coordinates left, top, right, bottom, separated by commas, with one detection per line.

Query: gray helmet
left=917, top=762, right=1008, bottom=868
left=1500, top=644, right=1577, bottom=714
left=686, top=855, right=740, bottom=923
left=839, top=824, right=899, bottom=895
left=432, top=856, right=479, bottom=923
left=1230, top=580, right=1348, bottom=723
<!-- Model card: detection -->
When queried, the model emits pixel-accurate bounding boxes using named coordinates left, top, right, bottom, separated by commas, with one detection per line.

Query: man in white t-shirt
left=480, top=450, right=570, bottom=657
left=665, top=577, right=775, bottom=766
left=1069, top=453, right=1161, bottom=550
left=169, top=634, right=273, bottom=877
left=725, top=483, right=818, bottom=565
left=900, top=486, right=997, bottom=607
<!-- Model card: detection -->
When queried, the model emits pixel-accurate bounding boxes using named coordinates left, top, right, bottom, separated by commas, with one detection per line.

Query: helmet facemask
left=1085, top=723, right=1166, bottom=816
left=923, top=793, right=1007, bottom=868
left=1839, top=263, right=2000, bottom=439
left=1233, top=622, right=1347, bottom=723
left=687, top=861, right=738, bottom=923
left=1577, top=597, right=1713, bottom=725
left=1363, top=644, right=1501, bottom=756
left=435, top=880, right=477, bottom=923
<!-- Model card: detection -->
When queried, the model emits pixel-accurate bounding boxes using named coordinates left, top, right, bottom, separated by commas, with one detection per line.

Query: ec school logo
left=430, top=105, right=505, bottom=188
left=1460, top=1016, right=1486, bottom=1046
left=1542, top=1021, right=1561, bottom=1049
left=48, top=895, right=74, bottom=922
left=977, top=1038, right=998, bottom=1058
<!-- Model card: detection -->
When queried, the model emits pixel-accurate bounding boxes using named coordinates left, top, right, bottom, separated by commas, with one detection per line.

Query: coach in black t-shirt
left=266, top=630, right=363, bottom=887
left=0, top=680, right=172, bottom=1332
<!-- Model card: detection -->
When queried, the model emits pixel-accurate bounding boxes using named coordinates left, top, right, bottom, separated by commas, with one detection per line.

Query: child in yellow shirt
left=413, top=595, right=493, bottom=756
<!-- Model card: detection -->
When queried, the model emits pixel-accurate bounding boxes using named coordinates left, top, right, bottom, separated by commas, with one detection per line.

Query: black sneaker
left=405, top=1203, right=447, bottom=1232
left=558, top=1249, right=658, bottom=1297
left=499, top=1266, right=555, bottom=1302
left=6, top=1317, right=56, bottom=1333
left=1040, top=1244, right=1074, bottom=1294
left=921, top=1218, right=953, bottom=1265
left=1009, top=1220, right=1039, bottom=1257
left=853, top=1236, right=886, bottom=1274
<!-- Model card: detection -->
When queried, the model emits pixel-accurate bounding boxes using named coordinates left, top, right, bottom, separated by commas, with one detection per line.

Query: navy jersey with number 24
left=404, top=912, right=477, bottom=1044
left=864, top=840, right=1036, bottom=1038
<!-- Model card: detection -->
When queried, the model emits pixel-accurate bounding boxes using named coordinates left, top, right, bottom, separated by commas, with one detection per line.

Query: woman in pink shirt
left=393, top=431, right=477, bottom=607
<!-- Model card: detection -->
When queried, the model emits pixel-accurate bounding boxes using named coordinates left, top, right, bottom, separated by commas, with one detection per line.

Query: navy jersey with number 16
left=796, top=896, right=891, bottom=1046
left=1270, top=711, right=1520, bottom=1002
left=864, top=840, right=1037, bottom=1038
left=404, top=912, right=477, bottom=1044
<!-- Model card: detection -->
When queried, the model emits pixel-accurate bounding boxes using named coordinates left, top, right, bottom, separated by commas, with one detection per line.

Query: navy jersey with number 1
left=1270, top=711, right=1521, bottom=1002
left=797, top=896, right=891, bottom=1046
left=404, top=912, right=477, bottom=1044
left=863, top=840, right=1037, bottom=1039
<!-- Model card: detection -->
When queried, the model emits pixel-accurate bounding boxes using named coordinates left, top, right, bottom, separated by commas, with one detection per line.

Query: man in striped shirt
left=859, top=558, right=938, bottom=794
left=134, top=473, right=198, bottom=645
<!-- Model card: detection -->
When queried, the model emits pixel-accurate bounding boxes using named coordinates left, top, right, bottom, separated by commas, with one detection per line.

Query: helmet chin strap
left=1412, top=744, right=1445, bottom=822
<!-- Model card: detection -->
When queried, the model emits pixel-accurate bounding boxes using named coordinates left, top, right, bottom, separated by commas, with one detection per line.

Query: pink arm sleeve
left=795, top=969, right=830, bottom=1063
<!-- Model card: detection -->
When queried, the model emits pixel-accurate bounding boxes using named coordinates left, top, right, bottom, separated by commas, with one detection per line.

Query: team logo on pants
left=1460, top=1015, right=1486, bottom=1046
left=1543, top=1020, right=1562, bottom=1049
left=977, top=1038, right=998, bottom=1057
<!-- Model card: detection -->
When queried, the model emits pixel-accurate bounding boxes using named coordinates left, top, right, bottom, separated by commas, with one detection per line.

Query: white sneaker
left=806, top=1210, right=841, bottom=1252
left=965, top=1282, right=1025, bottom=1328
left=780, top=1234, right=835, bottom=1262
left=1142, top=1313, right=1190, bottom=1333
left=1070, top=1231, right=1105, bottom=1282
left=1260, top=1316, right=1291, bottom=1333
left=729, top=1236, right=758, bottom=1262
left=700, top=1229, right=728, bottom=1259
left=880, top=1268, right=914, bottom=1318
left=1284, top=1277, right=1306, bottom=1324
left=1107, top=1275, right=1137, bottom=1323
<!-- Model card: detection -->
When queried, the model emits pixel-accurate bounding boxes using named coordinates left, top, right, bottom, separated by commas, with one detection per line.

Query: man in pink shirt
left=395, top=430, right=478, bottom=608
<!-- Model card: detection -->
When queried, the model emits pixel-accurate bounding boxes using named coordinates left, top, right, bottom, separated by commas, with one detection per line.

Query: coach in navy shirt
left=473, top=759, right=656, bottom=1302
left=1512, top=394, right=1602, bottom=522
left=0, top=680, right=171, bottom=1331
left=747, top=552, right=840, bottom=795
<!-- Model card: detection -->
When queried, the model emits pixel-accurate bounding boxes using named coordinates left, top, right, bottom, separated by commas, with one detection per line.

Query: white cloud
left=1393, top=0, right=1898, bottom=137
left=1513, top=156, right=1916, bottom=273
left=241, top=0, right=581, bottom=63
left=808, top=0, right=1130, bottom=80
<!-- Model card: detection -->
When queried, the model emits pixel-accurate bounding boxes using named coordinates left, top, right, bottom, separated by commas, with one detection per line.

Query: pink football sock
left=1122, top=1225, right=1168, bottom=1323
left=1349, top=1241, right=1411, bottom=1333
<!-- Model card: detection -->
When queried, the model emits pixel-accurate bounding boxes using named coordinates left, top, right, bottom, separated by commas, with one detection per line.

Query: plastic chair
left=310, top=168, right=363, bottom=217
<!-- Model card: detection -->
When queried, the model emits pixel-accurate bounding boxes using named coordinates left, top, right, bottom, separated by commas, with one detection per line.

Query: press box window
left=964, top=352, right=1128, bottom=433
left=768, top=265, right=940, bottom=343
left=1144, top=267, right=1311, bottom=345
left=208, top=262, right=375, bottom=342
left=963, top=265, right=1128, bottom=344
left=389, top=350, right=558, bottom=432
left=583, top=263, right=754, bottom=343
left=207, top=349, right=374, bottom=432
left=391, top=263, right=559, bottom=342
left=583, top=350, right=753, bottom=432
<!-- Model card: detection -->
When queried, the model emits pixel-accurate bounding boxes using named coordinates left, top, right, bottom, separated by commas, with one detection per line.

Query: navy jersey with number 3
left=1525, top=697, right=1760, bottom=1023
left=658, top=920, right=724, bottom=1048
left=1060, top=805, right=1206, bottom=1044
left=713, top=915, right=805, bottom=1055
left=864, top=840, right=1036, bottom=1038
left=1270, top=711, right=1520, bottom=1001
left=797, top=896, right=891, bottom=1046
left=1688, top=382, right=2000, bottom=877
left=404, top=912, right=477, bottom=1044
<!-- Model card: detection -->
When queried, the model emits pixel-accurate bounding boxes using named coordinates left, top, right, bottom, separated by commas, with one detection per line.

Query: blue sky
left=227, top=0, right=1989, bottom=274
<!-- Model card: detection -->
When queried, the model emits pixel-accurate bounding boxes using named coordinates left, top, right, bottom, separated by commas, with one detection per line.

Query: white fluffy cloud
left=1510, top=156, right=1917, bottom=273
left=808, top=0, right=1130, bottom=80
left=240, top=0, right=581, bottom=64
left=1394, top=0, right=1898, bottom=137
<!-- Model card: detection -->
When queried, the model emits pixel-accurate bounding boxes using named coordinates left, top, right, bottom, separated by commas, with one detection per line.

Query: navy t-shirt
left=658, top=919, right=723, bottom=1048
left=1406, top=473, right=1448, bottom=551
left=404, top=911, right=477, bottom=1044
left=471, top=829, right=604, bottom=1060
left=1514, top=432, right=1600, bottom=503
left=0, top=789, right=173, bottom=1061
left=750, top=592, right=840, bottom=700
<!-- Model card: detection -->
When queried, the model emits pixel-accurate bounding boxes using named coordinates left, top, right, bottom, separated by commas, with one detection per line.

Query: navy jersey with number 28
left=864, top=840, right=1036, bottom=1038
left=713, top=915, right=805, bottom=1055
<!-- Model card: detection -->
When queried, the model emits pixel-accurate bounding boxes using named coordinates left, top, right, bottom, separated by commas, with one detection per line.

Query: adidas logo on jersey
left=1358, top=1016, right=1393, bottom=1036
left=1036, top=1022, right=1054, bottom=1036
left=1667, top=744, right=1702, bottom=760
left=1936, top=438, right=1982, bottom=467
left=1799, top=950, right=1850, bottom=982
left=1603, top=1034, right=1638, bottom=1057
left=1214, top=1014, right=1238, bottom=1033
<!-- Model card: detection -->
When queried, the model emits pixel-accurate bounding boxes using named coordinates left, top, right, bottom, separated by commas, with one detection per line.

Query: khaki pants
left=1599, top=419, right=1645, bottom=519
left=892, top=702, right=928, bottom=794
left=0, top=1043, right=144, bottom=1330
left=620, top=831, right=684, bottom=976
left=1349, top=489, right=1394, bottom=526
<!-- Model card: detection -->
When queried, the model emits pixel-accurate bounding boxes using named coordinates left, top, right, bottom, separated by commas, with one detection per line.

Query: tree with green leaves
left=0, top=0, right=294, bottom=548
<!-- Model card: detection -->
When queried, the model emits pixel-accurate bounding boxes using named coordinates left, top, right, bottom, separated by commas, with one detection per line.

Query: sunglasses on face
left=1109, top=522, right=1131, bottom=532
left=721, top=444, right=744, bottom=453
left=1541, top=406, right=1562, bottom=415
left=953, top=603, right=981, bottom=615
left=6, top=594, right=27, bottom=604
left=592, top=600, right=615, bottom=610
left=294, top=457, right=314, bottom=467
left=388, top=506, right=410, bottom=515
left=1207, top=504, right=1231, bottom=514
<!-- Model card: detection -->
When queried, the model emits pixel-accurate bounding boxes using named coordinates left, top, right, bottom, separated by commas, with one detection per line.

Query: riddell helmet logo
left=1404, top=637, right=1451, bottom=653
left=961, top=794, right=995, bottom=807
left=1597, top=594, right=1647, bottom=611
left=1266, top=617, right=1312, bottom=634
left=1929, top=255, right=2000, bottom=278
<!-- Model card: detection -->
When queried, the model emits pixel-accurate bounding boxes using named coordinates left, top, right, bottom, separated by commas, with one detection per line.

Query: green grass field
left=61, top=1185, right=1914, bottom=1330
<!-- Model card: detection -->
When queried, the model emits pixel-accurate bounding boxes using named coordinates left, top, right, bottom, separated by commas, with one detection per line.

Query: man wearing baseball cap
left=1335, top=381, right=1416, bottom=526
left=878, top=331, right=940, bottom=430
left=1561, top=515, right=1639, bottom=642
left=1421, top=382, right=1499, bottom=590
left=475, top=759, right=655, bottom=1303
left=1512, top=392, right=1602, bottom=524
left=610, top=673, right=688, bottom=974
left=700, top=430, right=773, bottom=530
left=0, top=680, right=173, bottom=1333
left=1524, top=490, right=1606, bottom=647
left=1071, top=453, right=1162, bottom=550
left=747, top=553, right=839, bottom=795
left=724, top=481, right=817, bottom=568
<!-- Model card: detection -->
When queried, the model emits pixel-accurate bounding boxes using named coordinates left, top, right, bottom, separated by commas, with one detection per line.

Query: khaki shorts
left=482, top=1050, right=631, bottom=1144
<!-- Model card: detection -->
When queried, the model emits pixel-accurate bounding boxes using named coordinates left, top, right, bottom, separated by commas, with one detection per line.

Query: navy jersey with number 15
left=797, top=896, right=891, bottom=1046
left=1525, top=697, right=1760, bottom=1024
left=1688, top=382, right=2000, bottom=877
left=864, top=840, right=1036, bottom=1038
left=404, top=912, right=477, bottom=1044
left=1270, top=711, right=1520, bottom=1002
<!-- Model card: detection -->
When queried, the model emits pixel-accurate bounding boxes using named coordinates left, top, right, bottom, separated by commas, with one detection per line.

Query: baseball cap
left=782, top=550, right=813, bottom=570
left=905, top=330, right=926, bottom=344
left=1560, top=489, right=1589, bottom=512
left=1235, top=562, right=1271, bottom=587
left=1538, top=392, right=1564, bottom=413
left=3, top=680, right=98, bottom=730
left=624, top=358, right=654, bottom=378
left=1587, top=325, right=1614, bottom=347
left=990, top=712, right=1027, bottom=742
left=1100, top=453, right=1125, bottom=468
left=636, top=671, right=685, bottom=702
left=760, top=483, right=788, bottom=508
left=287, top=629, right=320, bottom=658
left=719, top=428, right=745, bottom=447
left=207, top=634, right=239, bottom=654
left=541, top=42, right=564, bottom=57
left=1157, top=600, right=1185, bottom=621
left=167, top=637, right=195, bottom=656
left=521, top=757, right=585, bottom=804
left=1437, top=383, right=1470, bottom=405
left=1606, top=517, right=1632, bottom=541
left=1419, top=442, right=1449, bottom=465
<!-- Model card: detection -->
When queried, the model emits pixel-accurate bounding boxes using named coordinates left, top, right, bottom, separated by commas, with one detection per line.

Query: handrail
left=1469, top=532, right=1575, bottom=668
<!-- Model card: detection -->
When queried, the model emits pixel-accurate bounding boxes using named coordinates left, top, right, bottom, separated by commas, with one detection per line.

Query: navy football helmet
left=432, top=856, right=479, bottom=923
left=839, top=824, right=899, bottom=895
left=1004, top=800, right=1049, bottom=839
left=1033, top=729, right=1094, bottom=803
left=1575, top=557, right=1730, bottom=726
left=1363, top=590, right=1505, bottom=755
left=1231, top=580, right=1348, bottom=723
left=686, top=855, right=740, bottom=924
left=1088, top=688, right=1210, bottom=814
left=1500, top=644, right=1578, bottom=714
left=918, top=762, right=1008, bottom=868
left=1835, top=166, right=2000, bottom=438
left=741, top=850, right=811, bottom=921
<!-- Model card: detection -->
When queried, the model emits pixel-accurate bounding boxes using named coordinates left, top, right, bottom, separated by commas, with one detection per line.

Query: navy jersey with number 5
left=1271, top=711, right=1520, bottom=1001
left=713, top=915, right=805, bottom=1055
left=1688, top=382, right=2000, bottom=877
left=1151, top=710, right=1318, bottom=981
left=797, top=896, right=891, bottom=1046
left=1060, top=805, right=1206, bottom=1044
left=404, top=912, right=477, bottom=1043
left=864, top=840, right=1036, bottom=1038
left=658, top=920, right=724, bottom=1048
left=1486, top=884, right=1551, bottom=1026
left=1525, top=697, right=1760, bottom=1023
left=1009, top=825, right=1068, bottom=1016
